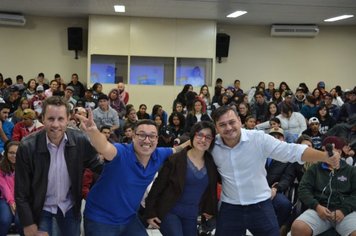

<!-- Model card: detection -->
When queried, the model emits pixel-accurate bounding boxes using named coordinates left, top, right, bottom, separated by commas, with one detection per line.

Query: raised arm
left=76, top=109, right=117, bottom=161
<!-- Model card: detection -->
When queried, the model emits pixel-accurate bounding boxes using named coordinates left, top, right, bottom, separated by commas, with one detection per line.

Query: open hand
left=75, top=109, right=97, bottom=133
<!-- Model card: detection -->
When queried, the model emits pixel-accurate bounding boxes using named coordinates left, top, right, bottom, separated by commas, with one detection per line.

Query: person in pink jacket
left=0, top=141, right=23, bottom=235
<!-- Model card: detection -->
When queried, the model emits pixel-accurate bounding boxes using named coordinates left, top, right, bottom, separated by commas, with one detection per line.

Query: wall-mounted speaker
left=216, top=33, right=230, bottom=60
left=67, top=27, right=83, bottom=51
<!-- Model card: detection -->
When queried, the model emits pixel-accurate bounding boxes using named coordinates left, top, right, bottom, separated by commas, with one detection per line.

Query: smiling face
left=133, top=124, right=158, bottom=158
left=7, top=144, right=18, bottom=164
left=43, top=105, right=69, bottom=146
left=215, top=109, right=242, bottom=147
left=192, top=128, right=213, bottom=152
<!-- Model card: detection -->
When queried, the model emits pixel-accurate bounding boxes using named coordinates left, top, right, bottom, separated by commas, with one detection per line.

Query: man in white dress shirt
left=210, top=106, right=340, bottom=236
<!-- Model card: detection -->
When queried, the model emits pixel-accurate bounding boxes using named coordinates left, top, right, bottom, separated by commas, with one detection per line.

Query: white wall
left=0, top=16, right=87, bottom=84
left=88, top=16, right=217, bottom=112
left=215, top=24, right=356, bottom=92
left=1, top=16, right=355, bottom=113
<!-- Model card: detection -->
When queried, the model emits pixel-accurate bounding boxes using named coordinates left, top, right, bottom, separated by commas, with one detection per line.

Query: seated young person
left=291, top=136, right=356, bottom=236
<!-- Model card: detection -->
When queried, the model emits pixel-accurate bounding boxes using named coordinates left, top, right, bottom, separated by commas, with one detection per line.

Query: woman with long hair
left=311, top=88, right=322, bottom=106
left=272, top=90, right=283, bottom=104
left=315, top=104, right=336, bottom=135
left=266, top=101, right=280, bottom=121
left=278, top=82, right=291, bottom=97
left=108, top=88, right=126, bottom=119
left=185, top=99, right=211, bottom=133
left=151, top=104, right=168, bottom=125
left=92, top=83, right=103, bottom=101
left=199, top=85, right=211, bottom=110
left=168, top=112, right=186, bottom=138
left=145, top=121, right=218, bottom=236
left=137, top=104, right=150, bottom=120
left=176, top=84, right=193, bottom=108
left=238, top=102, right=251, bottom=125
left=11, top=97, right=30, bottom=124
left=22, top=79, right=37, bottom=101
left=0, top=141, right=23, bottom=236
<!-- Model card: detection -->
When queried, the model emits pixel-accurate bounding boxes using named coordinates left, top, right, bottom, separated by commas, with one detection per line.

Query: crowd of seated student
left=0, top=71, right=355, bottom=235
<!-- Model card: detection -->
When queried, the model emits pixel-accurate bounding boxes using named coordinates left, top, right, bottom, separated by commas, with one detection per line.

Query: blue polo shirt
left=84, top=143, right=173, bottom=225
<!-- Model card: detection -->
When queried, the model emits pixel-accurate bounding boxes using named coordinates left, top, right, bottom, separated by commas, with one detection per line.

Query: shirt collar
left=46, top=133, right=68, bottom=148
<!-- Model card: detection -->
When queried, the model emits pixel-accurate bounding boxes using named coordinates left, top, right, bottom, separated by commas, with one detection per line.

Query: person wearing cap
left=338, top=89, right=356, bottom=123
left=266, top=127, right=295, bottom=230
left=0, top=103, right=14, bottom=154
left=82, top=88, right=97, bottom=110
left=36, top=72, right=49, bottom=91
left=30, top=85, right=47, bottom=116
left=92, top=94, right=120, bottom=131
left=293, top=87, right=306, bottom=110
left=12, top=108, right=44, bottom=141
left=210, top=106, right=340, bottom=236
left=291, top=136, right=356, bottom=236
left=278, top=90, right=300, bottom=112
left=316, top=81, right=327, bottom=97
left=302, top=117, right=323, bottom=150
left=63, top=86, right=77, bottom=108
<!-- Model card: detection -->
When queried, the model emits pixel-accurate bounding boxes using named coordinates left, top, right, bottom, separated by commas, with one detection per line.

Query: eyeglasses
left=195, top=132, right=213, bottom=142
left=135, top=133, right=158, bottom=141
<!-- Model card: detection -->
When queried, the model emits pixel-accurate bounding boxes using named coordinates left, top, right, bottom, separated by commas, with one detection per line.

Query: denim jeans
left=38, top=207, right=80, bottom=236
left=84, top=215, right=148, bottom=236
left=272, top=193, right=292, bottom=226
left=215, top=199, right=279, bottom=236
left=159, top=212, right=197, bottom=236
left=0, top=198, right=23, bottom=236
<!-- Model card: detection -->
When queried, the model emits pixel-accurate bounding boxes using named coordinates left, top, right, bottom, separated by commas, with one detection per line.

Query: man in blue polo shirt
left=77, top=113, right=188, bottom=236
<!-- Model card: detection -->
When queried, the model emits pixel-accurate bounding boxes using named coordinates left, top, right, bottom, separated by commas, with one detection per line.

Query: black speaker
left=216, top=33, right=230, bottom=58
left=67, top=27, right=83, bottom=51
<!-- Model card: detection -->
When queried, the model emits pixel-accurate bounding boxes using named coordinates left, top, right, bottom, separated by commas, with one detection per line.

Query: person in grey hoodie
left=92, top=94, right=120, bottom=131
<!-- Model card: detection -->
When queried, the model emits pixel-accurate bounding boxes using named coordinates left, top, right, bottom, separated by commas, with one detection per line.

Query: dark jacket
left=144, top=148, right=218, bottom=220
left=184, top=113, right=211, bottom=133
left=298, top=161, right=356, bottom=216
left=15, top=128, right=103, bottom=227
left=266, top=160, right=295, bottom=193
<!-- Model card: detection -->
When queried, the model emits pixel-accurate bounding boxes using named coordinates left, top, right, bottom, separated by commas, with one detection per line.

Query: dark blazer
left=184, top=113, right=212, bottom=133
left=15, top=128, right=103, bottom=227
left=144, top=148, right=218, bottom=221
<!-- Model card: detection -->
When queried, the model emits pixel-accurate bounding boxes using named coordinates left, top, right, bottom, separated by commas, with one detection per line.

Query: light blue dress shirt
left=211, top=129, right=307, bottom=205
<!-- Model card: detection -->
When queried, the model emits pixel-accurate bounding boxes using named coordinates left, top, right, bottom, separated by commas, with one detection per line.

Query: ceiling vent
left=0, top=13, right=26, bottom=26
left=271, top=24, right=319, bottom=37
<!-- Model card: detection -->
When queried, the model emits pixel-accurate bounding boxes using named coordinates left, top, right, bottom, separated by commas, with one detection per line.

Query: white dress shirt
left=212, top=129, right=307, bottom=205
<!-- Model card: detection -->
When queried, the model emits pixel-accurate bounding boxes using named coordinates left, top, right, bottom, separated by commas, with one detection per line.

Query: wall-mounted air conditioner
left=0, top=13, right=26, bottom=26
left=271, top=24, right=319, bottom=37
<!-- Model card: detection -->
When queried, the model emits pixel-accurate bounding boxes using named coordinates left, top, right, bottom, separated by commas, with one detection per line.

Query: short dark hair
left=211, top=105, right=238, bottom=124
left=16, top=75, right=24, bottom=81
left=280, top=103, right=293, bottom=115
left=41, top=96, right=71, bottom=118
left=189, top=121, right=216, bottom=151
left=269, top=117, right=281, bottom=124
left=38, top=72, right=44, bottom=77
left=133, top=119, right=158, bottom=132
left=100, top=125, right=112, bottom=132
left=0, top=103, right=11, bottom=111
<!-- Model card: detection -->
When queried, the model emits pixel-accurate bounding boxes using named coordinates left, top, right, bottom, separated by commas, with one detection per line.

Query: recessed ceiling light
left=114, top=5, right=125, bottom=13
left=324, top=15, right=353, bottom=22
left=227, top=11, right=247, bottom=18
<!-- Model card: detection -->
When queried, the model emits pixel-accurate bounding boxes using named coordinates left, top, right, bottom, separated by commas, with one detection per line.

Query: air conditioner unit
left=0, top=13, right=26, bottom=26
left=271, top=24, right=319, bottom=37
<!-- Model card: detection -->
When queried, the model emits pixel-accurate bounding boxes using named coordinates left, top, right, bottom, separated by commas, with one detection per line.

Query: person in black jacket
left=145, top=121, right=218, bottom=236
left=266, top=128, right=294, bottom=228
left=15, top=96, right=103, bottom=236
